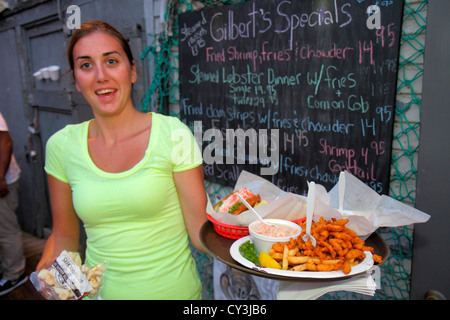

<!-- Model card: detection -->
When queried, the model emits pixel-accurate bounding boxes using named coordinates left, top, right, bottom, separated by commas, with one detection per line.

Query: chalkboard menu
left=178, top=0, right=403, bottom=195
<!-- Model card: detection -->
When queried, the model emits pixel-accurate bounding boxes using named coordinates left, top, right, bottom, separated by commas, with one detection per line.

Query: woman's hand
left=36, top=255, right=56, bottom=271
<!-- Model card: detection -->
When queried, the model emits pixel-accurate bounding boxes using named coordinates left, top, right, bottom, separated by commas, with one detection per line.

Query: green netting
left=140, top=0, right=428, bottom=300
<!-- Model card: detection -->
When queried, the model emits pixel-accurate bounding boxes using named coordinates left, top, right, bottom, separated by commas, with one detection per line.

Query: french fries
left=268, top=217, right=382, bottom=274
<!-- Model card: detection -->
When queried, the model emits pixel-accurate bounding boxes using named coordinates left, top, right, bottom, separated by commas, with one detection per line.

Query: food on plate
left=239, top=240, right=260, bottom=266
left=213, top=187, right=265, bottom=215
left=258, top=251, right=281, bottom=269
left=266, top=217, right=382, bottom=274
left=251, top=221, right=298, bottom=237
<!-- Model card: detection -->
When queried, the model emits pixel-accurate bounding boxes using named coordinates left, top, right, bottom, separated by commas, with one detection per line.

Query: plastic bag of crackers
left=30, top=250, right=107, bottom=300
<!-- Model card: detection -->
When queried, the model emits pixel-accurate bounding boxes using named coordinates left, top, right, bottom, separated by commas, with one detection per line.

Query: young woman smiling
left=37, top=21, right=207, bottom=300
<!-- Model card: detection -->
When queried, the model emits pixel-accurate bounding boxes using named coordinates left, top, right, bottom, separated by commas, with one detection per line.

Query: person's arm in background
left=0, top=130, right=12, bottom=198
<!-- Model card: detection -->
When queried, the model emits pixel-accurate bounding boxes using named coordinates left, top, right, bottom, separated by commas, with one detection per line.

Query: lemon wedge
left=254, top=200, right=268, bottom=207
left=258, top=251, right=281, bottom=269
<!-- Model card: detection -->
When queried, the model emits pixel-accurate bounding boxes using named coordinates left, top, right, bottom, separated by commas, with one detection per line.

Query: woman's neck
left=89, top=108, right=149, bottom=147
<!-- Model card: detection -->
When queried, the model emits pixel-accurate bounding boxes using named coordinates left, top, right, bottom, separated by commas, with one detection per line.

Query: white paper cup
left=40, top=67, right=50, bottom=80
left=33, top=70, right=43, bottom=80
left=47, top=65, right=60, bottom=81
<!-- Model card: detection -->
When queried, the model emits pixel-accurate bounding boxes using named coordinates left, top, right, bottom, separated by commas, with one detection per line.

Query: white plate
left=230, top=236, right=374, bottom=279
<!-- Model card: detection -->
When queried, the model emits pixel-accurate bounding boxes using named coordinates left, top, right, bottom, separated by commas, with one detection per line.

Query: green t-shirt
left=45, top=113, right=203, bottom=299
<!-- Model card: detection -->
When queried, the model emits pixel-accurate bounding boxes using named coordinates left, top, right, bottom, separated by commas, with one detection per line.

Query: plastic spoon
left=302, top=181, right=317, bottom=247
left=339, top=171, right=345, bottom=213
left=236, top=193, right=279, bottom=228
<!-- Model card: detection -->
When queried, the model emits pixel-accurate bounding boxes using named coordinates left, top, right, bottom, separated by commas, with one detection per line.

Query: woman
left=37, top=21, right=207, bottom=299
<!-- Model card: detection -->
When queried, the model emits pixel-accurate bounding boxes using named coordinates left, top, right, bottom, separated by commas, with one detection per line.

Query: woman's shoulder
left=47, top=121, right=90, bottom=148
left=152, top=112, right=191, bottom=132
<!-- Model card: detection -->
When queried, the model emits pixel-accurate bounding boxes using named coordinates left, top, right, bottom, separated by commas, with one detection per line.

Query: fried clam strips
left=306, top=218, right=383, bottom=263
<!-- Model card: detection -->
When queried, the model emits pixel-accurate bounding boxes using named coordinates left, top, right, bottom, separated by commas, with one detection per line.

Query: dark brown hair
left=67, top=21, right=134, bottom=71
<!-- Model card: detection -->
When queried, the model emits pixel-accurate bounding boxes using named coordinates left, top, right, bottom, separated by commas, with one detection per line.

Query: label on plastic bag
left=52, top=250, right=93, bottom=299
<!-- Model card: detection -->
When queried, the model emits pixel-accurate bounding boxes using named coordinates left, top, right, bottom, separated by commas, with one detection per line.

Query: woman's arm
left=37, top=175, right=80, bottom=270
left=173, top=165, right=207, bottom=253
